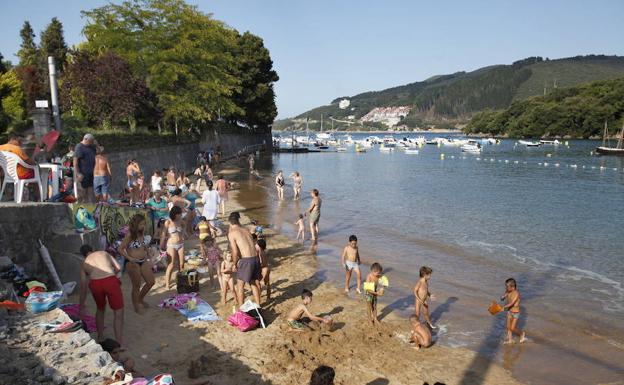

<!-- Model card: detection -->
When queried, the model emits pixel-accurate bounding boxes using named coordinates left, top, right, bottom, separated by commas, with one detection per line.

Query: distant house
left=338, top=99, right=351, bottom=109
left=360, top=106, right=411, bottom=127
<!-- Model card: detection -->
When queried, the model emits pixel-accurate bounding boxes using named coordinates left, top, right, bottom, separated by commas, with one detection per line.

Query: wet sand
left=71, top=160, right=522, bottom=385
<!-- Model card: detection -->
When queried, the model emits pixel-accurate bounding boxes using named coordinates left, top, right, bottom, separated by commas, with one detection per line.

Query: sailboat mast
left=602, top=120, right=608, bottom=147
left=321, top=114, right=323, bottom=132
left=618, top=121, right=624, bottom=149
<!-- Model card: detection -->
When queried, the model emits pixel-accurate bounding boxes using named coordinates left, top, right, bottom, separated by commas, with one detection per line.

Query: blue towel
left=177, top=299, right=220, bottom=322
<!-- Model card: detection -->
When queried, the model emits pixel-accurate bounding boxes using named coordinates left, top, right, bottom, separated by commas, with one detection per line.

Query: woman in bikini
left=307, top=189, right=322, bottom=241
left=119, top=214, right=155, bottom=313
left=290, top=171, right=303, bottom=200
left=161, top=206, right=185, bottom=290
left=275, top=170, right=285, bottom=200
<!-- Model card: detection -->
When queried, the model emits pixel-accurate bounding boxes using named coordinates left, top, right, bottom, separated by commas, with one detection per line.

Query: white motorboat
left=518, top=140, right=541, bottom=147
left=379, top=145, right=393, bottom=153
left=404, top=148, right=419, bottom=155
left=316, top=132, right=334, bottom=141
left=482, top=138, right=499, bottom=145
left=337, top=146, right=347, bottom=152
left=383, top=135, right=398, bottom=145
left=342, top=135, right=355, bottom=144
left=366, top=136, right=383, bottom=144
left=461, top=142, right=482, bottom=153
left=540, top=139, right=561, bottom=146
left=442, top=138, right=469, bottom=146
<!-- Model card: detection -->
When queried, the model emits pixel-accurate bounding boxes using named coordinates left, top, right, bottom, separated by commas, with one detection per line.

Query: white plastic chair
left=0, top=151, right=44, bottom=203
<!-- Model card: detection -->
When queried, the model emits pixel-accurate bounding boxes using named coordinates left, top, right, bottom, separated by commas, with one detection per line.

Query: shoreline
left=70, top=157, right=522, bottom=384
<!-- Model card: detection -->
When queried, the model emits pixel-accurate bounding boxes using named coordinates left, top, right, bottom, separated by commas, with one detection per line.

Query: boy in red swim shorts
left=79, top=245, right=124, bottom=344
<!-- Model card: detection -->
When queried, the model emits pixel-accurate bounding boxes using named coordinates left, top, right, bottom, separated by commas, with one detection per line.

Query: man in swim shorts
left=79, top=245, right=124, bottom=344
left=228, top=212, right=262, bottom=307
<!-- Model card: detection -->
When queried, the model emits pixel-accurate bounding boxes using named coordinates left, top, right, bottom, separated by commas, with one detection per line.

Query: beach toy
left=363, top=282, right=375, bottom=292
left=379, top=275, right=389, bottom=287
left=488, top=301, right=503, bottom=315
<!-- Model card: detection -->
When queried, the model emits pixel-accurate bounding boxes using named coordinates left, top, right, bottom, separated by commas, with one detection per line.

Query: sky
left=1, top=0, right=623, bottom=118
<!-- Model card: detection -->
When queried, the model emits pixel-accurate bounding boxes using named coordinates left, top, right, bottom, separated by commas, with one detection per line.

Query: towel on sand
left=159, top=293, right=219, bottom=322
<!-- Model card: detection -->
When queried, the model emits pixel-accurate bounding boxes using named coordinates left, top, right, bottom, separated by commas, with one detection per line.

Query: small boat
left=518, top=140, right=541, bottom=147
left=366, top=136, right=382, bottom=144
left=379, top=145, right=393, bottom=153
left=481, top=138, right=499, bottom=145
left=336, top=146, right=347, bottom=152
left=540, top=139, right=561, bottom=146
left=343, top=135, right=354, bottom=144
left=596, top=121, right=624, bottom=156
left=404, top=148, right=419, bottom=155
left=355, top=144, right=366, bottom=153
left=461, top=142, right=482, bottom=153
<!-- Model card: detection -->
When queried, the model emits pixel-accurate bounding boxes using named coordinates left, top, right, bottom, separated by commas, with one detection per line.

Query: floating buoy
left=440, top=153, right=445, bottom=159
left=504, top=160, right=509, bottom=163
left=476, top=157, right=481, bottom=161
left=613, top=168, right=618, bottom=171
left=590, top=151, right=594, bottom=156
left=546, top=154, right=552, bottom=157
left=565, top=141, right=569, bottom=146
left=544, top=162, right=549, bottom=166
left=490, top=159, right=495, bottom=162
left=571, top=164, right=577, bottom=168
left=538, top=162, right=542, bottom=165
left=514, top=160, right=519, bottom=164
left=600, top=166, right=606, bottom=170
left=555, top=163, right=560, bottom=167
left=450, top=155, right=455, bottom=159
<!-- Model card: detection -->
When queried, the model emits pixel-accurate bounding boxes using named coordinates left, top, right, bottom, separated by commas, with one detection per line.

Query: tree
left=0, top=52, right=10, bottom=73
left=40, top=17, right=68, bottom=72
left=15, top=65, right=43, bottom=110
left=228, top=32, right=279, bottom=132
left=17, top=21, right=38, bottom=67
left=81, top=0, right=242, bottom=131
left=0, top=70, right=27, bottom=133
left=61, top=51, right=146, bottom=128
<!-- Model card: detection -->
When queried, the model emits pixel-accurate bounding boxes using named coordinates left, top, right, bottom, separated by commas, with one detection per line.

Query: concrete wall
left=105, top=132, right=271, bottom=195
left=0, top=203, right=99, bottom=286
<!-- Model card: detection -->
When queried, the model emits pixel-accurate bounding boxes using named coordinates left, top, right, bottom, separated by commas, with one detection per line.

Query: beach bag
left=488, top=301, right=503, bottom=315
left=75, top=207, right=96, bottom=230
left=25, top=291, right=63, bottom=313
left=227, top=310, right=259, bottom=332
left=176, top=270, right=199, bottom=294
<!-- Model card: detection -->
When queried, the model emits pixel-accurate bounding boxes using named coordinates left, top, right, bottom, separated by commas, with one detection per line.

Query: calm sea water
left=238, top=133, right=624, bottom=385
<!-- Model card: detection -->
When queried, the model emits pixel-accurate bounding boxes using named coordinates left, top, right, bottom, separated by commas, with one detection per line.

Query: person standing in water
left=215, top=175, right=229, bottom=217
left=275, top=170, right=285, bottom=200
left=501, top=277, right=526, bottom=344
left=290, top=171, right=303, bottom=200
left=248, top=153, right=255, bottom=171
left=307, top=189, right=322, bottom=241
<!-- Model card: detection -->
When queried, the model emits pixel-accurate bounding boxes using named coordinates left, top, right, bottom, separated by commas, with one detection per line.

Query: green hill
left=279, top=55, right=624, bottom=131
left=464, top=77, right=624, bottom=138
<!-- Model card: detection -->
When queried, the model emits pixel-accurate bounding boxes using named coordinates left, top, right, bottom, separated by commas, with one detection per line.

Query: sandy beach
left=70, top=160, right=522, bottom=385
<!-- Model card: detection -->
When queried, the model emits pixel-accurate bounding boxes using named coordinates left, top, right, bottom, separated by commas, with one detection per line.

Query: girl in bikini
left=161, top=206, right=185, bottom=290
left=200, top=235, right=221, bottom=289
left=119, top=214, right=155, bottom=313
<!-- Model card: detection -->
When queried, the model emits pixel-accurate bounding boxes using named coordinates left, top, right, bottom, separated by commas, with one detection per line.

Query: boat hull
left=595, top=146, right=624, bottom=156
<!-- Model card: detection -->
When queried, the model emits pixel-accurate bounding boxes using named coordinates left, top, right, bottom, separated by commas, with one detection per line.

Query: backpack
left=75, top=207, right=96, bottom=230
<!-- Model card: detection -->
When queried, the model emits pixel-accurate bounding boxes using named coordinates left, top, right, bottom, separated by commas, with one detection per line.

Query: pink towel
left=60, top=304, right=98, bottom=333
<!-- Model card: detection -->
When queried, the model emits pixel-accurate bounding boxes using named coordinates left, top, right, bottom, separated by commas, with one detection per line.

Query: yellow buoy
left=440, top=153, right=445, bottom=159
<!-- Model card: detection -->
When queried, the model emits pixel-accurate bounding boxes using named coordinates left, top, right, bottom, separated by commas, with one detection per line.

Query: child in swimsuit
left=295, top=214, right=305, bottom=243
left=200, top=235, right=221, bottom=289
left=287, top=289, right=332, bottom=331
left=409, top=315, right=432, bottom=350
left=341, top=235, right=362, bottom=294
left=414, top=266, right=436, bottom=329
left=220, top=251, right=236, bottom=305
left=256, top=238, right=271, bottom=301
left=501, top=277, right=526, bottom=344
left=364, top=263, right=383, bottom=325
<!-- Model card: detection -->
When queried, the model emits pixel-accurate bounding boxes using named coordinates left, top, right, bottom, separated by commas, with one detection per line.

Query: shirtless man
left=227, top=212, right=262, bottom=307
left=166, top=167, right=177, bottom=194
left=409, top=315, right=432, bottom=350
left=341, top=235, right=362, bottom=294
left=94, top=146, right=112, bottom=202
left=78, top=245, right=124, bottom=344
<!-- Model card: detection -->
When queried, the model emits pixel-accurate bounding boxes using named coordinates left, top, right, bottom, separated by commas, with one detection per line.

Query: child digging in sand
left=409, top=314, right=432, bottom=350
left=287, top=289, right=333, bottom=331
left=501, top=277, right=527, bottom=344
left=364, top=263, right=384, bottom=325
left=295, top=214, right=305, bottom=243
left=341, top=234, right=362, bottom=293
left=414, top=266, right=437, bottom=329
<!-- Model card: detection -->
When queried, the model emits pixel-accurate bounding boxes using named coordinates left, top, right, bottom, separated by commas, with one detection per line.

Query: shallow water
left=236, top=134, right=624, bottom=384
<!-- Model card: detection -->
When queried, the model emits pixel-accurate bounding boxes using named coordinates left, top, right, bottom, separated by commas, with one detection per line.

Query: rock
left=32, top=365, right=44, bottom=376
left=33, top=340, right=42, bottom=348
left=75, top=371, right=89, bottom=380
left=77, top=340, right=101, bottom=355
left=93, top=351, right=112, bottom=368
left=19, top=351, right=33, bottom=357
left=69, top=332, right=91, bottom=348
left=52, top=374, right=66, bottom=385
left=43, top=367, right=56, bottom=377
left=36, top=375, right=52, bottom=382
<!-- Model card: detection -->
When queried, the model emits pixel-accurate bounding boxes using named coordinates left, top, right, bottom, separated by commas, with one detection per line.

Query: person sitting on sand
left=409, top=314, right=432, bottom=350
left=309, top=365, right=335, bottom=385
left=100, top=338, right=143, bottom=377
left=287, top=289, right=333, bottom=331
left=501, top=277, right=526, bottom=344
left=78, top=245, right=123, bottom=344
left=341, top=234, right=362, bottom=294
left=364, top=263, right=384, bottom=325
left=414, top=266, right=437, bottom=329
left=220, top=251, right=237, bottom=305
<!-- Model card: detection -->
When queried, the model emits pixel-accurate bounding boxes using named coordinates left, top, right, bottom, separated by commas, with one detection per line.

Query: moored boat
left=595, top=121, right=624, bottom=156
left=518, top=140, right=541, bottom=147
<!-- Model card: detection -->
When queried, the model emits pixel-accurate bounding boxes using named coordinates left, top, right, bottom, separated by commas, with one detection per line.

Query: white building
left=338, top=99, right=351, bottom=109
left=360, top=106, right=411, bottom=127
